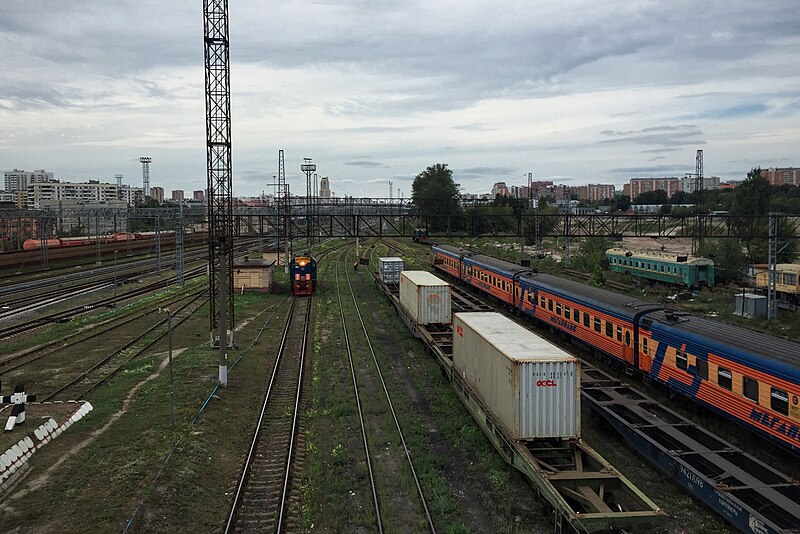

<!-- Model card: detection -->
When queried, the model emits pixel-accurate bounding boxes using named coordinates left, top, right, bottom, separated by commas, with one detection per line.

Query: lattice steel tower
left=301, top=158, right=316, bottom=245
left=139, top=157, right=151, bottom=199
left=203, top=0, right=235, bottom=386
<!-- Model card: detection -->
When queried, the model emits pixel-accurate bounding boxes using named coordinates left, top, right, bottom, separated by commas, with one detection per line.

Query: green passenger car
left=606, top=248, right=714, bottom=288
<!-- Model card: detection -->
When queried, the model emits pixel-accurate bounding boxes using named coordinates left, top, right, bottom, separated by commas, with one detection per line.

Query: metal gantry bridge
left=3, top=202, right=799, bottom=241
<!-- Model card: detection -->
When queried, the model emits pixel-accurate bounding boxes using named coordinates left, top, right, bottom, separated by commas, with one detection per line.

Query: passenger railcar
left=289, top=255, right=317, bottom=296
left=606, top=248, right=714, bottom=288
left=753, top=263, right=800, bottom=307
left=431, top=244, right=800, bottom=453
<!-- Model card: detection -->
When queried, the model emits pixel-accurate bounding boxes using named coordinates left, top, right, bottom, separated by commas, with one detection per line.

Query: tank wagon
left=432, top=244, right=800, bottom=454
left=606, top=248, right=714, bottom=288
left=289, top=255, right=317, bottom=296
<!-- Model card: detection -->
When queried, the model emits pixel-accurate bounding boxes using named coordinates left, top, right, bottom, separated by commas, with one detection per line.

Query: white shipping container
left=399, top=271, right=451, bottom=324
left=378, top=257, right=405, bottom=284
left=453, top=312, right=580, bottom=440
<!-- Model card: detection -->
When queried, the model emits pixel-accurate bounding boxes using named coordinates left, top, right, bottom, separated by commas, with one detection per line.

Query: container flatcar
left=606, top=248, right=714, bottom=288
left=289, top=255, right=317, bottom=296
left=431, top=243, right=800, bottom=453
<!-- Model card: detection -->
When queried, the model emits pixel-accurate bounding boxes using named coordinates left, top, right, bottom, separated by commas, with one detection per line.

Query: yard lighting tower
left=203, top=0, right=235, bottom=386
left=301, top=158, right=316, bottom=245
left=139, top=157, right=151, bottom=200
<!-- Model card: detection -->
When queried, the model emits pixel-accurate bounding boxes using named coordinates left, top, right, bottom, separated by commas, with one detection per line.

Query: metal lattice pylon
left=204, top=0, right=235, bottom=385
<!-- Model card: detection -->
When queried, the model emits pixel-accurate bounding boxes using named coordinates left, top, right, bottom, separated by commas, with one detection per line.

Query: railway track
left=338, top=247, right=436, bottom=533
left=41, top=291, right=208, bottom=402
left=225, top=296, right=311, bottom=533
left=0, top=291, right=202, bottom=377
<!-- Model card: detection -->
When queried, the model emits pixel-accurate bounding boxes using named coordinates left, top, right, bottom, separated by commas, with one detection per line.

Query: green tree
left=613, top=194, right=631, bottom=212
left=732, top=167, right=772, bottom=259
left=411, top=163, right=461, bottom=232
left=572, top=237, right=611, bottom=273
left=697, top=238, right=745, bottom=283
left=732, top=167, right=771, bottom=218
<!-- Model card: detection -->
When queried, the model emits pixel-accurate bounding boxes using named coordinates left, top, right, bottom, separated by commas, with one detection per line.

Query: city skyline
left=1, top=1, right=798, bottom=198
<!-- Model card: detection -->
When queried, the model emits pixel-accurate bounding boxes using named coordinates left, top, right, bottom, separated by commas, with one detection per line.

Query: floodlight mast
left=203, top=0, right=235, bottom=386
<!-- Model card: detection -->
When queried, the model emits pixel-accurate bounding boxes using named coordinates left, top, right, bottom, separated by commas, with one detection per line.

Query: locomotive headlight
left=298, top=260, right=307, bottom=266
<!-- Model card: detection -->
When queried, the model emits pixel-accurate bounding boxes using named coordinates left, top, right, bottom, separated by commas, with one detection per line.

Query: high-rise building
left=628, top=177, right=682, bottom=198
left=762, top=167, right=800, bottom=186
left=150, top=187, right=164, bottom=203
left=680, top=175, right=720, bottom=194
left=319, top=176, right=331, bottom=199
left=586, top=184, right=615, bottom=202
left=27, top=181, right=142, bottom=208
left=193, top=190, right=205, bottom=202
left=171, top=190, right=185, bottom=201
left=4, top=169, right=55, bottom=192
left=491, top=182, right=509, bottom=197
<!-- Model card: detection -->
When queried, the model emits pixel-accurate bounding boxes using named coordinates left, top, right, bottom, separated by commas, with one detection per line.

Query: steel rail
left=0, top=291, right=202, bottom=376
left=224, top=297, right=300, bottom=533
left=41, top=292, right=207, bottom=402
left=276, top=296, right=311, bottom=531
left=334, top=248, right=383, bottom=534
left=344, top=247, right=436, bottom=533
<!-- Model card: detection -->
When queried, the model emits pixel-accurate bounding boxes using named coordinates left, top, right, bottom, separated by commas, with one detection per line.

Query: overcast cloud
left=1, top=0, right=799, bottom=197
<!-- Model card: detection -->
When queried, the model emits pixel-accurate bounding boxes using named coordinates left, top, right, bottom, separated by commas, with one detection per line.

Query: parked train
left=752, top=263, right=800, bottom=308
left=289, top=255, right=317, bottom=296
left=412, top=227, right=429, bottom=243
left=606, top=248, right=715, bottom=288
left=22, top=231, right=180, bottom=251
left=431, top=244, right=800, bottom=453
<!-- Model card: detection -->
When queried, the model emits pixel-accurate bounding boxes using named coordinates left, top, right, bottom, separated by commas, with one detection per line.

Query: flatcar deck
left=582, top=372, right=800, bottom=534
left=373, top=273, right=666, bottom=533
left=439, top=273, right=800, bottom=534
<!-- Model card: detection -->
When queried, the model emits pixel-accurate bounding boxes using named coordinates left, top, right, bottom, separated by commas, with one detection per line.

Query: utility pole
left=389, top=180, right=393, bottom=203
left=768, top=213, right=777, bottom=320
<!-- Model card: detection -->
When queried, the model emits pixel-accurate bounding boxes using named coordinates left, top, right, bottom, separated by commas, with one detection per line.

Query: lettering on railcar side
left=549, top=316, right=577, bottom=332
left=749, top=407, right=800, bottom=442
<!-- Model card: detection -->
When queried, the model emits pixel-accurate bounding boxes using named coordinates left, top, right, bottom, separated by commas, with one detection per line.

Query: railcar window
left=785, top=274, right=797, bottom=286
left=743, top=376, right=759, bottom=403
left=616, top=326, right=622, bottom=341
left=625, top=331, right=631, bottom=346
left=584, top=314, right=590, bottom=328
left=573, top=309, right=580, bottom=322
left=696, top=358, right=708, bottom=380
left=548, top=299, right=553, bottom=312
left=541, top=296, right=546, bottom=307
left=642, top=337, right=649, bottom=355
left=676, top=351, right=688, bottom=371
left=594, top=317, right=601, bottom=333
left=718, top=368, right=732, bottom=390
left=771, top=388, right=789, bottom=416
left=556, top=303, right=562, bottom=315
left=564, top=305, right=570, bottom=318
left=605, top=321, right=613, bottom=337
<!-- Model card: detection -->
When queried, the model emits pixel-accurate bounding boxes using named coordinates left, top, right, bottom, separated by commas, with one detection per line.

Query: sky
left=1, top=0, right=799, bottom=199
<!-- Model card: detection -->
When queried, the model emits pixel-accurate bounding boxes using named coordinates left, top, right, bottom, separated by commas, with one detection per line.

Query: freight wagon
left=432, top=244, right=800, bottom=454
left=606, top=248, right=714, bottom=288
left=380, top=272, right=665, bottom=532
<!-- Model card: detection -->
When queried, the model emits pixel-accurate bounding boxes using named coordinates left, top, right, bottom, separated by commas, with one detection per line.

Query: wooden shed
left=233, top=258, right=275, bottom=292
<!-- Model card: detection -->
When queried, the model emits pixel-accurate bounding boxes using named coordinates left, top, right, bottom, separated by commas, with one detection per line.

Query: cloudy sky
left=1, top=0, right=799, bottom=198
